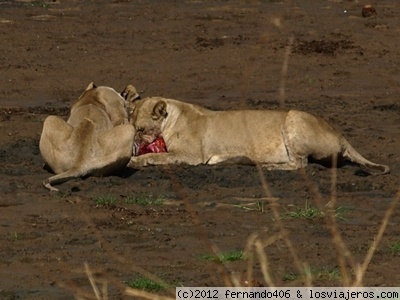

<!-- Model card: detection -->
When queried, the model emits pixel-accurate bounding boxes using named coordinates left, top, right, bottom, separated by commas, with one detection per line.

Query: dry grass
left=68, top=6, right=399, bottom=298
left=74, top=167, right=399, bottom=299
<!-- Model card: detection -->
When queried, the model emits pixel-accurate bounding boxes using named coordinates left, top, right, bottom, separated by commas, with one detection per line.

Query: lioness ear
left=152, top=101, right=168, bottom=120
left=78, top=82, right=97, bottom=100
left=121, top=85, right=141, bottom=103
left=85, top=82, right=96, bottom=91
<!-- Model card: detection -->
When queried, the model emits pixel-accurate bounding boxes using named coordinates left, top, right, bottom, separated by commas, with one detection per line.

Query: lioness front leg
left=261, top=163, right=301, bottom=171
left=128, top=153, right=201, bottom=168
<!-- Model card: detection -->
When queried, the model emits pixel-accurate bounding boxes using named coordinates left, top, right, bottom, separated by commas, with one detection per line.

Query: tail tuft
left=43, top=179, right=60, bottom=192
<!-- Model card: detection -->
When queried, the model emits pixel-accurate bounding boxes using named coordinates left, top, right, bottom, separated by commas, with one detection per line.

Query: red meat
left=137, top=137, right=167, bottom=156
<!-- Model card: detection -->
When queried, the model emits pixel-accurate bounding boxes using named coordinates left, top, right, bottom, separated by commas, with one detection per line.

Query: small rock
left=361, top=4, right=377, bottom=18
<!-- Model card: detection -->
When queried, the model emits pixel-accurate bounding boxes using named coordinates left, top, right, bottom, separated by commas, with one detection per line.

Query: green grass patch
left=8, top=232, right=21, bottom=242
left=283, top=267, right=340, bottom=282
left=304, top=74, right=317, bottom=84
left=24, top=1, right=49, bottom=8
left=282, top=272, right=299, bottom=282
left=125, top=276, right=164, bottom=292
left=282, top=202, right=347, bottom=221
left=200, top=250, right=245, bottom=262
left=388, top=242, right=400, bottom=254
left=284, top=203, right=321, bottom=220
left=305, top=267, right=341, bottom=282
left=125, top=194, right=164, bottom=206
left=92, top=195, right=118, bottom=206
left=93, top=194, right=164, bottom=207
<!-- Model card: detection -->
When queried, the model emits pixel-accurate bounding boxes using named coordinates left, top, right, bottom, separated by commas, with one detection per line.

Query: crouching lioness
left=39, top=83, right=139, bottom=191
left=125, top=90, right=389, bottom=175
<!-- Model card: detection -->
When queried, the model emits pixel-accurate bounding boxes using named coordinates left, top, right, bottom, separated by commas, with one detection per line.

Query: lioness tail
left=342, top=138, right=390, bottom=175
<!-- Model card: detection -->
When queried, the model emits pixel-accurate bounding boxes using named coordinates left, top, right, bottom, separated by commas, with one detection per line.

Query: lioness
left=125, top=90, right=389, bottom=175
left=39, top=82, right=139, bottom=191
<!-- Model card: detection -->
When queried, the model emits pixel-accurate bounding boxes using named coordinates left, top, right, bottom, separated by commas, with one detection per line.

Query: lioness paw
left=127, top=156, right=147, bottom=169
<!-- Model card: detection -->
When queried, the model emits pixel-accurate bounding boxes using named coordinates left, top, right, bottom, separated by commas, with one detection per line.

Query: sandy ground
left=0, top=0, right=399, bottom=299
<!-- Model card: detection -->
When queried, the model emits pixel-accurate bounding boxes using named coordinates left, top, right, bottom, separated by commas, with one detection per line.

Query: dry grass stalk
left=84, top=262, right=106, bottom=300
left=254, top=239, right=274, bottom=286
left=256, top=164, right=312, bottom=286
left=298, top=165, right=357, bottom=286
left=75, top=197, right=172, bottom=291
left=279, top=36, right=294, bottom=108
left=326, top=159, right=351, bottom=285
left=354, top=190, right=400, bottom=286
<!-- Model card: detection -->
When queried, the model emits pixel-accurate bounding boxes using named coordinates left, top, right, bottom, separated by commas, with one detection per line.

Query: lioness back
left=201, top=110, right=290, bottom=163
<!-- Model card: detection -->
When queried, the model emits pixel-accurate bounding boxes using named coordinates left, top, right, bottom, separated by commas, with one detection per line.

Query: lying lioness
left=39, top=83, right=139, bottom=191
left=126, top=91, right=389, bottom=175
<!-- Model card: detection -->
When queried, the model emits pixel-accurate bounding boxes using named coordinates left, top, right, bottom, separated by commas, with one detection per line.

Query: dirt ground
left=0, top=0, right=399, bottom=299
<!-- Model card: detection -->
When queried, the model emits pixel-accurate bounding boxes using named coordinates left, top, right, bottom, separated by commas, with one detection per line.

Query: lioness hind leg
left=39, top=116, right=75, bottom=174
left=282, top=110, right=342, bottom=169
left=261, top=163, right=301, bottom=171
left=43, top=125, right=135, bottom=191
left=93, top=124, right=136, bottom=175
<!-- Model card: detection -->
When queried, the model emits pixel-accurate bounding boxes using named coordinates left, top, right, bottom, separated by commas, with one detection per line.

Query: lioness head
left=70, top=82, right=137, bottom=127
left=129, top=97, right=168, bottom=145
